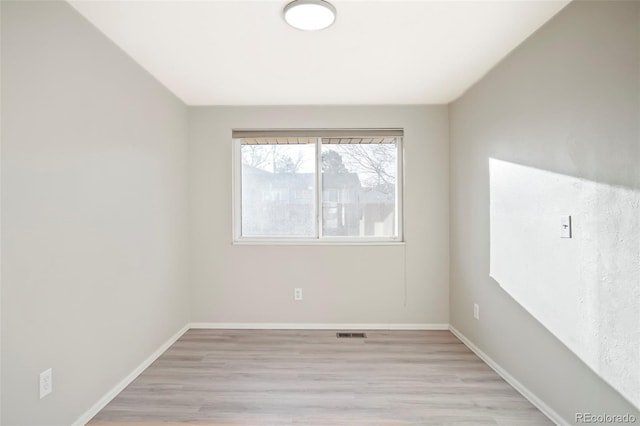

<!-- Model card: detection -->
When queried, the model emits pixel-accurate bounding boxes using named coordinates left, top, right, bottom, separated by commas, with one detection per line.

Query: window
left=233, top=129, right=403, bottom=243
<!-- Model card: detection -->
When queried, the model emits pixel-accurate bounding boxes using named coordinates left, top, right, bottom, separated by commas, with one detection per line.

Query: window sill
left=232, top=239, right=405, bottom=246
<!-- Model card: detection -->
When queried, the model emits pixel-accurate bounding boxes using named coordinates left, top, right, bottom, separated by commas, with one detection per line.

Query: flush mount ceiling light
left=284, top=0, right=336, bottom=31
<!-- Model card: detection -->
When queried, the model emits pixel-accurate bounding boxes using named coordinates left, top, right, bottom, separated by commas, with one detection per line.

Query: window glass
left=240, top=143, right=316, bottom=237
left=236, top=135, right=401, bottom=242
left=321, top=140, right=397, bottom=237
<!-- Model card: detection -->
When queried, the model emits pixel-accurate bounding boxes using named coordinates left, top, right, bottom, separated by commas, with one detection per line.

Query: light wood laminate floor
left=89, top=330, right=551, bottom=426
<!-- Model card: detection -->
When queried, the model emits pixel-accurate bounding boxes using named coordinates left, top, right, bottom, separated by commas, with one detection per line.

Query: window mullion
left=396, top=137, right=403, bottom=240
left=316, top=137, right=323, bottom=240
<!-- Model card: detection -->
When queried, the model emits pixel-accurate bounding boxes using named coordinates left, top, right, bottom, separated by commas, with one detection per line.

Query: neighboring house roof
left=271, top=173, right=315, bottom=189
left=243, top=166, right=396, bottom=204
left=242, top=164, right=272, bottom=177
left=323, top=173, right=361, bottom=189
left=244, top=166, right=362, bottom=191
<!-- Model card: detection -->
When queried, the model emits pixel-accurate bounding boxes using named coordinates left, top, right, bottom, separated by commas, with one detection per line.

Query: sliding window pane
left=321, top=139, right=397, bottom=238
left=241, top=143, right=316, bottom=237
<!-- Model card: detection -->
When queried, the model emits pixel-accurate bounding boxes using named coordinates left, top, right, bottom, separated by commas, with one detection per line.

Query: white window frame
left=232, top=131, right=404, bottom=245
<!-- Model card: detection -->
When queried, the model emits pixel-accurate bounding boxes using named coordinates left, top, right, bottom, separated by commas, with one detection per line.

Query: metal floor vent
left=336, top=332, right=367, bottom=338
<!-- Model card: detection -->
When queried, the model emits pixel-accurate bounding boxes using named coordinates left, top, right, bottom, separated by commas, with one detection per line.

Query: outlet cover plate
left=40, top=368, right=52, bottom=399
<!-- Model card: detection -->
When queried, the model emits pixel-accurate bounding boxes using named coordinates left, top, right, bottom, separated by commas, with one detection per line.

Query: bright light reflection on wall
left=489, top=158, right=640, bottom=409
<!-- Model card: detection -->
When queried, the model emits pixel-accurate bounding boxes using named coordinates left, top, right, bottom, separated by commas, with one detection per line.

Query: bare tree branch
left=331, top=144, right=396, bottom=188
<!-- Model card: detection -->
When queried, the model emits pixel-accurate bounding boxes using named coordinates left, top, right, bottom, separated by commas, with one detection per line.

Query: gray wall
left=449, top=0, right=640, bottom=422
left=1, top=1, right=190, bottom=424
left=4, top=0, right=638, bottom=424
left=189, top=106, right=449, bottom=325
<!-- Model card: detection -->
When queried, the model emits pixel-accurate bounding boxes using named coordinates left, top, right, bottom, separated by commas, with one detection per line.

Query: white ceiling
left=68, top=0, right=570, bottom=105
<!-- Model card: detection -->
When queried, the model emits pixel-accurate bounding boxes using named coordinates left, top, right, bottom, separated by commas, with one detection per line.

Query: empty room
left=1, top=0, right=639, bottom=425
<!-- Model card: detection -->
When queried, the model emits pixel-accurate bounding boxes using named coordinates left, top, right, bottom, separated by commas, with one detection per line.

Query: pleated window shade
left=234, top=129, right=402, bottom=145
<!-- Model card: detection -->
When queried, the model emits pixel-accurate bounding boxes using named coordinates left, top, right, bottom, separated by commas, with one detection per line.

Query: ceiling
left=68, top=0, right=570, bottom=106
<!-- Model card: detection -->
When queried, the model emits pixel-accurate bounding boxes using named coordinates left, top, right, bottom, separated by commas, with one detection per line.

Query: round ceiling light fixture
left=284, top=0, right=336, bottom=31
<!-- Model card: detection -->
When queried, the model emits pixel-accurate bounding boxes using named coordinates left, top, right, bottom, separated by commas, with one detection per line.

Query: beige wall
left=1, top=1, right=189, bottom=424
left=450, top=0, right=640, bottom=422
left=189, top=106, right=449, bottom=325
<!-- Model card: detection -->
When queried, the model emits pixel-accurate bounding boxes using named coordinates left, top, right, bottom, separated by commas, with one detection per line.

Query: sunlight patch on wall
left=489, top=158, right=640, bottom=409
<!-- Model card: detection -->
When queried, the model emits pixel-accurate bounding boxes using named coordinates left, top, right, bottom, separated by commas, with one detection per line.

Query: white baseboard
left=448, top=325, right=567, bottom=426
left=73, top=322, right=563, bottom=426
left=72, top=324, right=190, bottom=426
left=189, top=322, right=449, bottom=330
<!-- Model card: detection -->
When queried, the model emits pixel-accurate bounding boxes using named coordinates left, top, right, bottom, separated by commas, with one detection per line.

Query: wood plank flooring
left=89, top=330, right=551, bottom=425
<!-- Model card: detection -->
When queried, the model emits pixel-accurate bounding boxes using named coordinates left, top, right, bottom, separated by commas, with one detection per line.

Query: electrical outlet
left=294, top=288, right=303, bottom=301
left=473, top=303, right=480, bottom=320
left=40, top=368, right=52, bottom=399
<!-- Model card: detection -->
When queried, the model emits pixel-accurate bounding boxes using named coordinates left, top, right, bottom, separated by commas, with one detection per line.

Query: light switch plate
left=560, top=215, right=572, bottom=238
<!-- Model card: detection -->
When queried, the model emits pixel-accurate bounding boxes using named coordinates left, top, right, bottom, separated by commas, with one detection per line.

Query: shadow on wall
left=488, top=158, right=640, bottom=410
